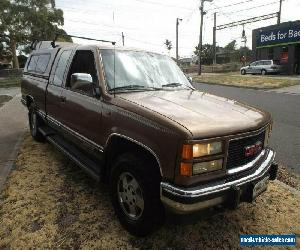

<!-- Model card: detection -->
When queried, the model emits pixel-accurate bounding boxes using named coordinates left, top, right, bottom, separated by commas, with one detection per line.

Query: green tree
left=0, top=0, right=71, bottom=68
left=164, top=39, right=172, bottom=55
left=194, top=44, right=217, bottom=65
left=224, top=40, right=237, bottom=51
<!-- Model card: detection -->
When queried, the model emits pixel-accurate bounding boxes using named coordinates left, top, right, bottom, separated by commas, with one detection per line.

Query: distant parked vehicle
left=241, top=60, right=284, bottom=75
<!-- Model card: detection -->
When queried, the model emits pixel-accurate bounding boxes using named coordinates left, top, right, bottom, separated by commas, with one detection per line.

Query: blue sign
left=257, top=23, right=300, bottom=48
left=240, top=234, right=297, bottom=246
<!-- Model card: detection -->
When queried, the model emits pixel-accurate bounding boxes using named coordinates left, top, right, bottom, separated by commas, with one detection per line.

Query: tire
left=261, top=69, right=267, bottom=75
left=28, top=104, right=45, bottom=142
left=109, top=153, right=164, bottom=236
left=241, top=69, right=246, bottom=75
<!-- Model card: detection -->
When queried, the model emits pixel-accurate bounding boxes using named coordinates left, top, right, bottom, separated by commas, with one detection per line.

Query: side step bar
left=39, top=127, right=101, bottom=182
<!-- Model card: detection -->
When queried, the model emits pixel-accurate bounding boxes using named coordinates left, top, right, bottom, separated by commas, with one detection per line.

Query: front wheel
left=261, top=69, right=267, bottom=75
left=241, top=69, right=246, bottom=75
left=110, top=153, right=164, bottom=236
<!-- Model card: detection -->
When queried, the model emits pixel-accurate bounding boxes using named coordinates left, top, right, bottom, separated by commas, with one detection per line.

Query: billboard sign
left=257, top=22, right=300, bottom=48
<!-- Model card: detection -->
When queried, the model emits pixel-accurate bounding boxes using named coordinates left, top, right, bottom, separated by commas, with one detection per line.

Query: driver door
left=247, top=62, right=257, bottom=74
left=59, top=49, right=103, bottom=161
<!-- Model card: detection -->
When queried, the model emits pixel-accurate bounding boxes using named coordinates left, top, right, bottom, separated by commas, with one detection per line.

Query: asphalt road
left=193, top=82, right=300, bottom=174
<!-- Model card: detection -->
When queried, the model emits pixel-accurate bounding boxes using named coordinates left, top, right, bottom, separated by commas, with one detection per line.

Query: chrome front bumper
left=160, top=148, right=277, bottom=214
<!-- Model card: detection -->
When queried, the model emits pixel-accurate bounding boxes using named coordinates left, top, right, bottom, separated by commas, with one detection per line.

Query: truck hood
left=119, top=89, right=270, bottom=138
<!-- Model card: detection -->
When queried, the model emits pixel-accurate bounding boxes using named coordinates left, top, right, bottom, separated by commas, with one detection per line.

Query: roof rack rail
left=30, top=40, right=74, bottom=50
left=51, top=33, right=116, bottom=48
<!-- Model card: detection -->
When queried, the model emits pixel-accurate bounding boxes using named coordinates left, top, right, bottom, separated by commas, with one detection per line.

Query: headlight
left=180, top=141, right=224, bottom=176
left=182, top=141, right=223, bottom=160
left=193, top=142, right=222, bottom=158
left=193, top=159, right=223, bottom=175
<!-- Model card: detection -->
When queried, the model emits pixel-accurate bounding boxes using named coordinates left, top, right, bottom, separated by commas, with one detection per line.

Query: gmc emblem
left=245, top=141, right=263, bottom=157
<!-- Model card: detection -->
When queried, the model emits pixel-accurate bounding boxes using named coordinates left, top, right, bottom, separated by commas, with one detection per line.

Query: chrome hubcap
left=118, top=172, right=144, bottom=220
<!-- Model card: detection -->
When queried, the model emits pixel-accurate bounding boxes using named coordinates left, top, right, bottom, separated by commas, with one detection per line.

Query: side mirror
left=71, top=73, right=93, bottom=86
left=70, top=73, right=99, bottom=97
left=187, top=76, right=193, bottom=83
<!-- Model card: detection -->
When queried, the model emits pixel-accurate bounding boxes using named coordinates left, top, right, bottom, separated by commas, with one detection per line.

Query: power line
left=126, top=35, right=193, bottom=49
left=222, top=1, right=279, bottom=15
left=125, top=36, right=162, bottom=47
left=66, top=19, right=141, bottom=33
left=58, top=0, right=194, bottom=12
left=66, top=18, right=197, bottom=39
left=216, top=12, right=278, bottom=30
left=210, top=2, right=235, bottom=22
left=207, top=0, right=258, bottom=11
left=132, top=0, right=194, bottom=10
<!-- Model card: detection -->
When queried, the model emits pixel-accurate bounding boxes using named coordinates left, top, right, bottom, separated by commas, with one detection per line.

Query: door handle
left=60, top=96, right=66, bottom=103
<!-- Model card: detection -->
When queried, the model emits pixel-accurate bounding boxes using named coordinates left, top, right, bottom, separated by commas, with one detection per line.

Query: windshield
left=100, top=49, right=192, bottom=92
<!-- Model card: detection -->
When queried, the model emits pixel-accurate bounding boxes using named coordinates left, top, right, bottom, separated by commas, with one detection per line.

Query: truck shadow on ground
left=0, top=135, right=299, bottom=249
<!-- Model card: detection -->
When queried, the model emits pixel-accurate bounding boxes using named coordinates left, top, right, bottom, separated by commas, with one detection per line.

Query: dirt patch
left=0, top=134, right=299, bottom=249
left=0, top=95, right=12, bottom=108
left=193, top=74, right=300, bottom=89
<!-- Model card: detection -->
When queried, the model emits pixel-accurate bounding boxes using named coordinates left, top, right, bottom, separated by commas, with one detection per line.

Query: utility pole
left=277, top=0, right=283, bottom=24
left=213, top=12, right=217, bottom=65
left=122, top=32, right=125, bottom=46
left=198, top=0, right=213, bottom=75
left=176, top=18, right=182, bottom=63
left=241, top=24, right=247, bottom=48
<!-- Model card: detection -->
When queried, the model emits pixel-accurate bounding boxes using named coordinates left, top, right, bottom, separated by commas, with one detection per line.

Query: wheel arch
left=25, top=95, right=35, bottom=108
left=261, top=69, right=267, bottom=75
left=103, top=133, right=162, bottom=182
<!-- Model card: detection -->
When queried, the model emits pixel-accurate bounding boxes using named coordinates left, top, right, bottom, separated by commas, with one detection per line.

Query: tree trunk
left=11, top=39, right=19, bottom=69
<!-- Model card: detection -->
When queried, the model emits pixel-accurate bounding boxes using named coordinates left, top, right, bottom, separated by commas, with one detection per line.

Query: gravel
left=0, top=134, right=299, bottom=249
left=277, top=166, right=300, bottom=191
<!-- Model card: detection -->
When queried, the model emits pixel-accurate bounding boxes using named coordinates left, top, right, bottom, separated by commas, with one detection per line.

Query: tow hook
left=269, top=162, right=278, bottom=180
left=227, top=185, right=241, bottom=209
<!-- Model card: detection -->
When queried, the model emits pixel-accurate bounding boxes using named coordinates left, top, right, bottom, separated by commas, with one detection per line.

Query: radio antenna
left=113, top=44, right=116, bottom=98
left=51, top=33, right=116, bottom=48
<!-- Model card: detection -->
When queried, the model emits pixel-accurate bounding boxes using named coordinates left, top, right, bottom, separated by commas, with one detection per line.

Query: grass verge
left=0, top=134, right=299, bottom=249
left=193, top=74, right=300, bottom=89
left=0, top=76, right=21, bottom=88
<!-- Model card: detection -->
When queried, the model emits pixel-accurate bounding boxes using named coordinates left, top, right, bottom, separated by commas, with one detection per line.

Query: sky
left=56, top=0, right=300, bottom=58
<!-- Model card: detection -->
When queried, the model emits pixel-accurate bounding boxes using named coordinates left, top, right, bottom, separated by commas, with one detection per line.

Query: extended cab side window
left=27, top=54, right=50, bottom=73
left=53, top=50, right=72, bottom=86
left=27, top=55, right=39, bottom=72
left=66, top=50, right=98, bottom=97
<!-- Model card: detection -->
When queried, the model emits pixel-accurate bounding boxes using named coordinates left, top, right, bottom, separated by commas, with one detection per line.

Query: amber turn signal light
left=182, top=144, right=193, bottom=160
left=180, top=162, right=192, bottom=176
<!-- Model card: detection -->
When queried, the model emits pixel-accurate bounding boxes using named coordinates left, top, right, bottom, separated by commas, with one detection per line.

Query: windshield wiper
left=162, top=82, right=182, bottom=87
left=109, top=85, right=159, bottom=92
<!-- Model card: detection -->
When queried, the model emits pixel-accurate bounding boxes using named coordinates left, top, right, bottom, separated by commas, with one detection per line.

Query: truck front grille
left=226, top=130, right=266, bottom=170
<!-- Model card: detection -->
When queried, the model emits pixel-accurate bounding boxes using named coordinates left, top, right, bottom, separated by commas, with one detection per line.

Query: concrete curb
left=274, top=180, right=300, bottom=197
left=0, top=94, right=27, bottom=192
left=0, top=132, right=25, bottom=192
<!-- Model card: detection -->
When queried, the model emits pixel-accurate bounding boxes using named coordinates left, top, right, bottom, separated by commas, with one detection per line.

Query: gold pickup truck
left=21, top=40, right=278, bottom=236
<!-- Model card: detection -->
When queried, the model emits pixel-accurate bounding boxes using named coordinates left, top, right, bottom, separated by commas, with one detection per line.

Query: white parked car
left=241, top=60, right=284, bottom=75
